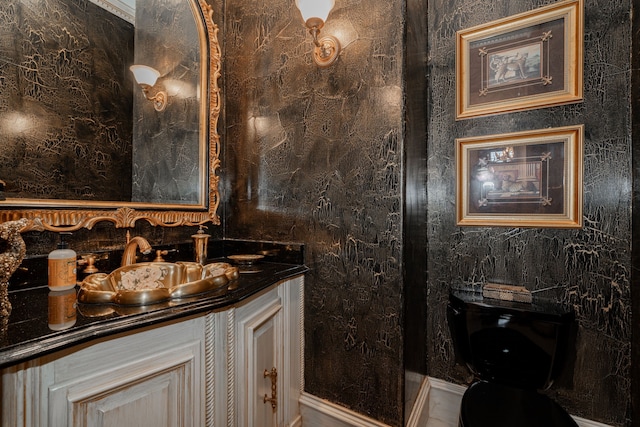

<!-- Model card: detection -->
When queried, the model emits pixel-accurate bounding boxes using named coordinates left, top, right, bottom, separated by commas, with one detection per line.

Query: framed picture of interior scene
left=455, top=0, right=583, bottom=119
left=456, top=125, right=583, bottom=228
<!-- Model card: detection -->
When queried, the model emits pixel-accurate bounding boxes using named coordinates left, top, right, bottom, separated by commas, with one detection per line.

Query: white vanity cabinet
left=2, top=315, right=207, bottom=427
left=1, top=275, right=304, bottom=427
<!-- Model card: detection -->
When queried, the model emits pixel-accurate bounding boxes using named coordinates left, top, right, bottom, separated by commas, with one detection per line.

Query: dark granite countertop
left=0, top=240, right=307, bottom=369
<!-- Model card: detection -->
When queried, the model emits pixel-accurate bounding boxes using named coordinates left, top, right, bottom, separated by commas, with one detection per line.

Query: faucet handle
left=153, top=250, right=169, bottom=262
left=78, top=255, right=99, bottom=274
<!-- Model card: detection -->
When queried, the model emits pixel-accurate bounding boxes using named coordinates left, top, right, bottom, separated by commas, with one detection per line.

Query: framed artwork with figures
left=455, top=0, right=583, bottom=119
left=456, top=125, right=583, bottom=228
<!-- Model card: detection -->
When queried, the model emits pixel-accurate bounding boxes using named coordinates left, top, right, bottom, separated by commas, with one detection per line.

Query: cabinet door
left=48, top=341, right=201, bottom=427
left=279, top=275, right=304, bottom=427
left=211, top=275, right=304, bottom=427
left=40, top=316, right=205, bottom=427
left=253, top=310, right=279, bottom=427
left=235, top=287, right=283, bottom=427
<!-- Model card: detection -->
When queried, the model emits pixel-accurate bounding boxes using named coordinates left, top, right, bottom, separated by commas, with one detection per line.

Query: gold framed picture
left=455, top=0, right=583, bottom=119
left=456, top=125, right=583, bottom=228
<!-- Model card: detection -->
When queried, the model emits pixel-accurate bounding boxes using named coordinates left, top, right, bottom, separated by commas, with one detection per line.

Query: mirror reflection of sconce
left=295, top=0, right=340, bottom=67
left=129, top=65, right=168, bottom=112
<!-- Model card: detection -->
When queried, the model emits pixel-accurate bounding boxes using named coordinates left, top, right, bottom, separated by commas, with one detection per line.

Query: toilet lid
left=460, top=381, right=578, bottom=427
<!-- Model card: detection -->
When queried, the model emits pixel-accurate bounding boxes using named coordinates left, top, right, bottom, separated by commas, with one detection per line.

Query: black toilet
left=447, top=290, right=578, bottom=427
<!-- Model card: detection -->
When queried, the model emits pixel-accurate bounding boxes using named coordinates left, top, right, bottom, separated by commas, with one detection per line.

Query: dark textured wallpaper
left=222, top=0, right=406, bottom=424
left=427, top=0, right=631, bottom=425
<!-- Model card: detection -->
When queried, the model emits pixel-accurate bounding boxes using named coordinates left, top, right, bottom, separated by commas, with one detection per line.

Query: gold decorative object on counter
left=78, top=261, right=238, bottom=306
left=191, top=225, right=211, bottom=264
left=227, top=254, right=265, bottom=274
left=0, top=218, right=44, bottom=320
left=227, top=254, right=265, bottom=265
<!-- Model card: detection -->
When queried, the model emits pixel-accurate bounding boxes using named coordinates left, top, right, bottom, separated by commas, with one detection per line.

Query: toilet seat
left=459, top=381, right=579, bottom=427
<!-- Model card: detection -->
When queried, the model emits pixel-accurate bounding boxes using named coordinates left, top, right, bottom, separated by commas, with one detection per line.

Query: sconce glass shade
left=295, top=0, right=340, bottom=67
left=129, top=65, right=160, bottom=87
left=295, top=0, right=335, bottom=24
left=129, top=65, right=167, bottom=111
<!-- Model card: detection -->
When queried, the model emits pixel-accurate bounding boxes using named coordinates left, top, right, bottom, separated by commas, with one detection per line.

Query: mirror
left=0, top=0, right=221, bottom=231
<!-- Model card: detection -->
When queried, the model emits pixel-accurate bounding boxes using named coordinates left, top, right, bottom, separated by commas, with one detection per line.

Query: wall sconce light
left=129, top=65, right=167, bottom=112
left=295, top=0, right=340, bottom=67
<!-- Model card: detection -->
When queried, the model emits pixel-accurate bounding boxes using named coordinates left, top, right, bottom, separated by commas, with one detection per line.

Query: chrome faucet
left=121, top=235, right=153, bottom=267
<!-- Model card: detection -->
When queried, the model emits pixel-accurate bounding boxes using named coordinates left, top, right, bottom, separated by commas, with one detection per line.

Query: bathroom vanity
left=0, top=258, right=306, bottom=427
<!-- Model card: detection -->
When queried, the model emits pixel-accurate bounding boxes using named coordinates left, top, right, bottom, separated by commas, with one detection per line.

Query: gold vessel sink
left=78, top=262, right=239, bottom=306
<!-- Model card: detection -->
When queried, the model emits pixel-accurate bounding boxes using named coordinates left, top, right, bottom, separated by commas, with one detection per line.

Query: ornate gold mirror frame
left=0, top=0, right=221, bottom=232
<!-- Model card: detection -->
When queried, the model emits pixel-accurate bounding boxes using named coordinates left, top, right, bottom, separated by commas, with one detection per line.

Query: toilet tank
left=447, top=290, right=574, bottom=390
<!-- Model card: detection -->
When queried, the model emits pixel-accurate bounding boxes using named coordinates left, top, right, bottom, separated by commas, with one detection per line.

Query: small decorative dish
left=227, top=254, right=265, bottom=265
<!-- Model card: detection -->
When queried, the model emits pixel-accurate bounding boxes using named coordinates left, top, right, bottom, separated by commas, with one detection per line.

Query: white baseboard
left=419, top=377, right=466, bottom=426
left=289, top=414, right=303, bottom=427
left=405, top=373, right=431, bottom=427
left=300, top=377, right=613, bottom=427
left=299, top=392, right=392, bottom=427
